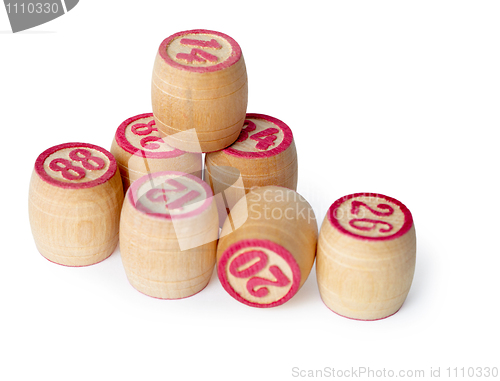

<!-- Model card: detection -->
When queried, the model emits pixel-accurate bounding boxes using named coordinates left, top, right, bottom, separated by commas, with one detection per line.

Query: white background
left=1, top=1, right=499, bottom=380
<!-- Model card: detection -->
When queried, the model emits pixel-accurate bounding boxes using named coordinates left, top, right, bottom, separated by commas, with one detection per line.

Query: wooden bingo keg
left=205, top=113, right=297, bottom=225
left=151, top=29, right=248, bottom=152
left=217, top=186, right=317, bottom=308
left=29, top=143, right=124, bottom=266
left=120, top=171, right=219, bottom=299
left=110, top=113, right=202, bottom=192
left=317, top=193, right=416, bottom=320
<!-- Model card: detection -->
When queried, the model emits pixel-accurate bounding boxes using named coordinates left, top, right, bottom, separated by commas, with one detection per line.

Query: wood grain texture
left=110, top=113, right=202, bottom=192
left=28, top=143, right=124, bottom=266
left=120, top=171, right=219, bottom=299
left=205, top=114, right=298, bottom=226
left=217, top=186, right=317, bottom=308
left=151, top=29, right=248, bottom=153
left=316, top=193, right=416, bottom=320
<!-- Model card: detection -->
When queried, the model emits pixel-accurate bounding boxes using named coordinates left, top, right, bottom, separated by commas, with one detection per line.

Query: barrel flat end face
left=218, top=239, right=301, bottom=308
left=224, top=114, right=294, bottom=159
left=35, top=142, right=117, bottom=190
left=115, top=113, right=184, bottom=159
left=327, top=193, right=413, bottom=241
left=128, top=171, right=214, bottom=221
left=159, top=29, right=242, bottom=73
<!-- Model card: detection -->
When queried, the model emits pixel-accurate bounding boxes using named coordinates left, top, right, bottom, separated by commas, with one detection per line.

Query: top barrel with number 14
left=28, top=143, right=124, bottom=266
left=151, top=29, right=248, bottom=153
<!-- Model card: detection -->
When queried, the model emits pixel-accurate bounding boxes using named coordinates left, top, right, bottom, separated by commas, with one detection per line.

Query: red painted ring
left=159, top=29, right=242, bottom=73
left=327, top=192, right=413, bottom=241
left=218, top=238, right=301, bottom=308
left=35, top=142, right=117, bottom=189
left=115, top=113, right=185, bottom=159
left=127, top=171, right=213, bottom=220
left=224, top=113, right=293, bottom=159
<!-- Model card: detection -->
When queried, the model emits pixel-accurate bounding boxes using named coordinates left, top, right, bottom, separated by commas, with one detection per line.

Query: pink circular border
left=158, top=29, right=242, bottom=73
left=224, top=113, right=294, bottom=159
left=127, top=170, right=213, bottom=220
left=115, top=113, right=185, bottom=159
left=218, top=238, right=301, bottom=308
left=35, top=142, right=117, bottom=190
left=327, top=193, right=413, bottom=241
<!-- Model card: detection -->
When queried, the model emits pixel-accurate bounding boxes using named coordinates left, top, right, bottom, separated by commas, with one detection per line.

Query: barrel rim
left=218, top=238, right=301, bottom=308
left=327, top=192, right=414, bottom=241
left=224, top=113, right=294, bottom=159
left=115, top=113, right=185, bottom=159
left=35, top=142, right=117, bottom=189
left=158, top=29, right=242, bottom=73
left=127, top=170, right=214, bottom=220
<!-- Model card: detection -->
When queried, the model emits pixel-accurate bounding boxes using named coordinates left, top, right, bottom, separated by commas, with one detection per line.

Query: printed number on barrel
left=229, top=250, right=290, bottom=297
left=49, top=149, right=105, bottom=181
left=131, top=120, right=163, bottom=150
left=176, top=38, right=222, bottom=64
left=146, top=179, right=200, bottom=210
left=237, top=120, right=279, bottom=151
left=349, top=201, right=395, bottom=233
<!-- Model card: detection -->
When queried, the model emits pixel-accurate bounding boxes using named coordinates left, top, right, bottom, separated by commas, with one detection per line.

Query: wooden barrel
left=151, top=29, right=248, bottom=153
left=120, top=171, right=219, bottom=299
left=28, top=142, right=124, bottom=266
left=205, top=113, right=298, bottom=226
left=217, top=186, right=317, bottom=308
left=316, top=193, right=416, bottom=320
left=110, top=113, right=202, bottom=192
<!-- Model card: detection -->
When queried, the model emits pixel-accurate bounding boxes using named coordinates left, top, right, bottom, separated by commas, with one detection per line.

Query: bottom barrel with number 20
left=119, top=171, right=219, bottom=299
left=29, top=142, right=124, bottom=266
left=217, top=186, right=317, bottom=308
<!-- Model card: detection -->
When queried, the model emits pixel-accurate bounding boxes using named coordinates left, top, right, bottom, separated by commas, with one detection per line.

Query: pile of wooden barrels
left=28, top=29, right=416, bottom=320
